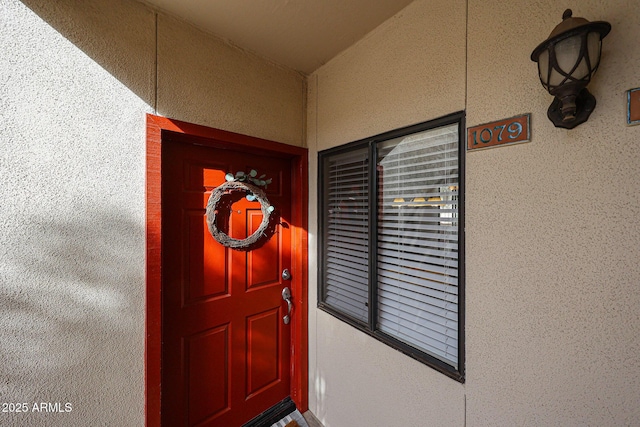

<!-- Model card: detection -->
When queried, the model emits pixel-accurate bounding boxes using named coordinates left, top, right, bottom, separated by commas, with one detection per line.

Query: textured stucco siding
left=3, top=0, right=640, bottom=424
left=307, top=1, right=467, bottom=426
left=308, top=0, right=640, bottom=426
left=465, top=1, right=640, bottom=426
left=156, top=14, right=306, bottom=147
left=1, top=1, right=154, bottom=425
left=0, top=0, right=304, bottom=425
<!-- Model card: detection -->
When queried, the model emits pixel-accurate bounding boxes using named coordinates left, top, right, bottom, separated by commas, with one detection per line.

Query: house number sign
left=467, top=114, right=531, bottom=151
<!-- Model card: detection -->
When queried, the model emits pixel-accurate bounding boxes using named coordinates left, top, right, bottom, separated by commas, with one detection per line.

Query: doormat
left=242, top=397, right=309, bottom=427
left=270, top=409, right=308, bottom=427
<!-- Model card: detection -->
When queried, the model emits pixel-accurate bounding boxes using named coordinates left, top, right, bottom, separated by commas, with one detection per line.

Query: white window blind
left=322, top=147, right=369, bottom=323
left=319, top=114, right=463, bottom=378
left=377, top=124, right=459, bottom=367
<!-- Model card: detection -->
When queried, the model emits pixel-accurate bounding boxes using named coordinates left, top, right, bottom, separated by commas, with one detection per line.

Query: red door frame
left=145, top=114, right=309, bottom=426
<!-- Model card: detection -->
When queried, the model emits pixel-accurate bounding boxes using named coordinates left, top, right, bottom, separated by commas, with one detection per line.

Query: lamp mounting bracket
left=547, top=88, right=596, bottom=129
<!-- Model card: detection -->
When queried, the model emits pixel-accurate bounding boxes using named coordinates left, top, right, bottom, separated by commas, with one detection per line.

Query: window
left=318, top=112, right=464, bottom=381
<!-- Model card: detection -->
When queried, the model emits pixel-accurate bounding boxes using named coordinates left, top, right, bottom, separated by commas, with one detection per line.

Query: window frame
left=317, top=111, right=465, bottom=382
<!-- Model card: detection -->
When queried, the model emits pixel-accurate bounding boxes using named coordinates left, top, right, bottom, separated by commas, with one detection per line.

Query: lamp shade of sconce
left=531, top=9, right=611, bottom=129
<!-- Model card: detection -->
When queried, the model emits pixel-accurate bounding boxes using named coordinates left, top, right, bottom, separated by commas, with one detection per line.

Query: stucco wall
left=465, top=1, right=640, bottom=425
left=307, top=1, right=467, bottom=426
left=0, top=0, right=304, bottom=425
left=156, top=14, right=305, bottom=147
left=3, top=0, right=639, bottom=424
left=308, top=0, right=640, bottom=426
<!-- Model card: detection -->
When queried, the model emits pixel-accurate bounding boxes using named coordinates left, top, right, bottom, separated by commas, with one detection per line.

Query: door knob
left=282, top=287, right=292, bottom=325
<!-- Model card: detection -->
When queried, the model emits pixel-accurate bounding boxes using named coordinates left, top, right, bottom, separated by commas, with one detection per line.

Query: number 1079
left=467, top=114, right=530, bottom=150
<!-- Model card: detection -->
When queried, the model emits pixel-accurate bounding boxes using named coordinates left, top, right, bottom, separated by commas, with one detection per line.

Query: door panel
left=246, top=309, right=281, bottom=396
left=187, top=210, right=228, bottom=301
left=162, top=140, right=292, bottom=426
left=248, top=208, right=280, bottom=288
left=186, top=325, right=230, bottom=422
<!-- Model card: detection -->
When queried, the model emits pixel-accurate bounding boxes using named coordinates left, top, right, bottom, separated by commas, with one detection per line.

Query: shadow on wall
left=0, top=206, right=144, bottom=426
left=1, top=1, right=148, bottom=425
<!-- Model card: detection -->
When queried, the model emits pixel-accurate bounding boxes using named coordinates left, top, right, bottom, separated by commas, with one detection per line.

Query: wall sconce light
left=530, top=9, right=611, bottom=129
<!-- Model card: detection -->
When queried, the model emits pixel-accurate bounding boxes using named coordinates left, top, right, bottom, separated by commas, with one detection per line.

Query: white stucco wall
left=1, top=1, right=153, bottom=425
left=4, top=0, right=639, bottom=424
left=0, top=0, right=304, bottom=425
left=156, top=14, right=305, bottom=147
left=308, top=0, right=640, bottom=426
left=465, top=1, right=640, bottom=426
left=307, top=1, right=467, bottom=426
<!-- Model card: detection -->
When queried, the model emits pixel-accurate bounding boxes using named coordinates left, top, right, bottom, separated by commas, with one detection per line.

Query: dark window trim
left=317, top=111, right=465, bottom=382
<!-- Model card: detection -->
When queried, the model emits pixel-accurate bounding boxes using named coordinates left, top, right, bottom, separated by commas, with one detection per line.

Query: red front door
left=161, top=138, right=293, bottom=426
